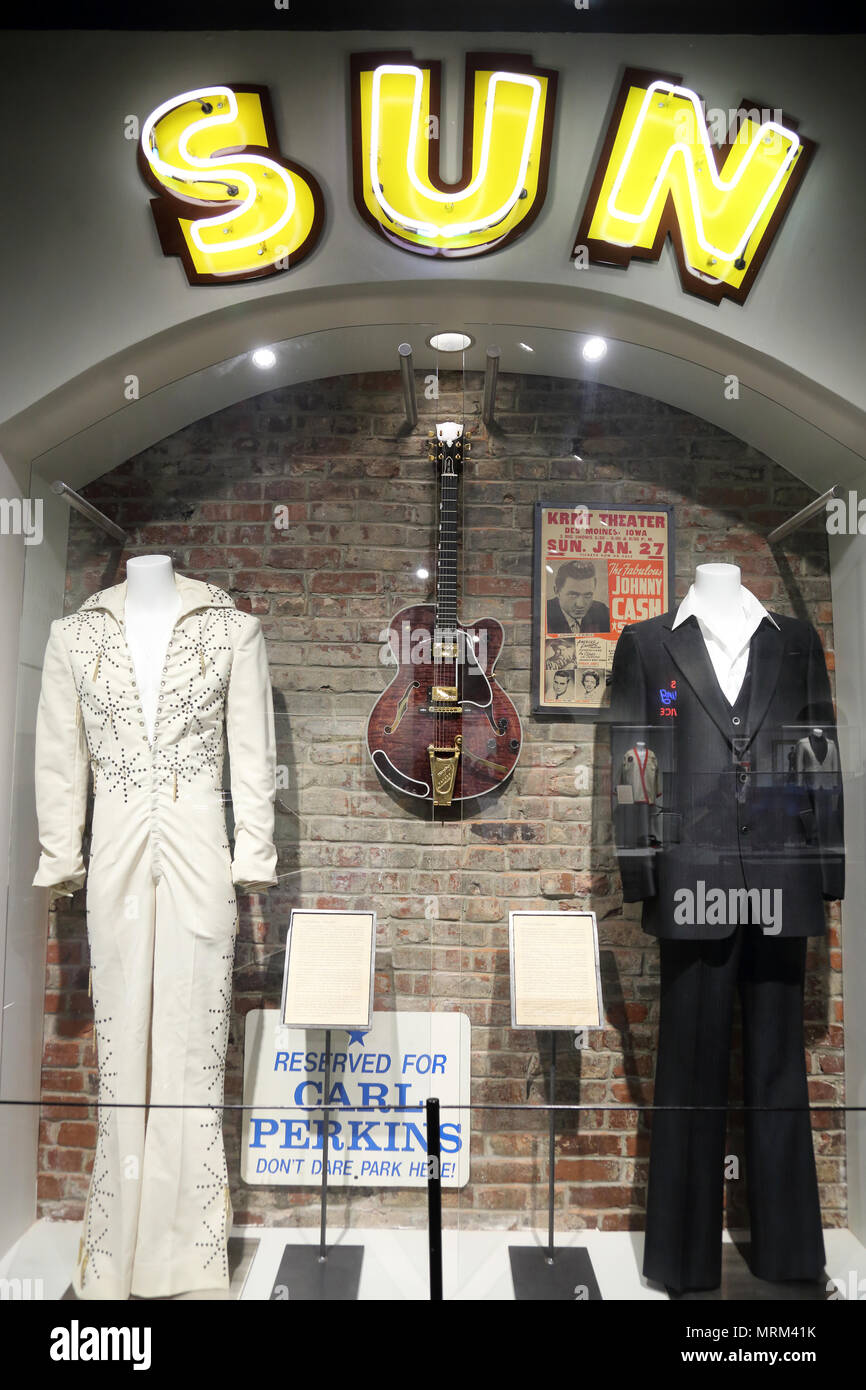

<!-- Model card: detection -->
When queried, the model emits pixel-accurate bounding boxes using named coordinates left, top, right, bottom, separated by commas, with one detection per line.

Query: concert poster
left=532, top=502, right=675, bottom=719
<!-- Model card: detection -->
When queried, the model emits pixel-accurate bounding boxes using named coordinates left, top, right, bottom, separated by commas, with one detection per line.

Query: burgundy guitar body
left=366, top=422, right=522, bottom=807
left=367, top=603, right=523, bottom=804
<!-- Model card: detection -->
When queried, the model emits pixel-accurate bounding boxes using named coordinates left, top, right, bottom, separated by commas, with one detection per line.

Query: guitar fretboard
left=436, top=466, right=459, bottom=631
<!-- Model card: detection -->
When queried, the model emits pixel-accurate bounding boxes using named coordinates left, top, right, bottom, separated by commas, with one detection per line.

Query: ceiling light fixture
left=582, top=337, right=607, bottom=362
left=428, top=332, right=473, bottom=352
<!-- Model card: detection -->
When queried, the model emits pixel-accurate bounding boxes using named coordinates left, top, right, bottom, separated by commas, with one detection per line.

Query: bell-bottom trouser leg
left=74, top=831, right=237, bottom=1301
left=643, top=927, right=824, bottom=1292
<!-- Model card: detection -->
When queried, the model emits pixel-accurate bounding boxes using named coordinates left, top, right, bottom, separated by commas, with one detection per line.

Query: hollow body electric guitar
left=367, top=422, right=522, bottom=806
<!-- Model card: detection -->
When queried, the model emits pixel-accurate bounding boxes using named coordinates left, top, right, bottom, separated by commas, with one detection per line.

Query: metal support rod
left=319, top=1029, right=331, bottom=1261
left=547, top=1032, right=557, bottom=1262
left=51, top=480, right=128, bottom=545
left=482, top=346, right=501, bottom=428
left=426, top=1096, right=443, bottom=1301
left=768, top=483, right=842, bottom=545
left=398, top=342, right=418, bottom=430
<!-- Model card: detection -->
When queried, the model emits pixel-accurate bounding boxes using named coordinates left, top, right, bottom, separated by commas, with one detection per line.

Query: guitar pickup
left=432, top=641, right=459, bottom=660
left=431, top=685, right=458, bottom=703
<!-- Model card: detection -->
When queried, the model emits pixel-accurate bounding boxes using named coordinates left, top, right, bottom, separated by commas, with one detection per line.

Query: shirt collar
left=672, top=583, right=780, bottom=639
left=79, top=574, right=235, bottom=625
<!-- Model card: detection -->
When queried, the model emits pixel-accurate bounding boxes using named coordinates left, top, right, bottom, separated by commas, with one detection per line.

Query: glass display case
left=2, top=320, right=864, bottom=1306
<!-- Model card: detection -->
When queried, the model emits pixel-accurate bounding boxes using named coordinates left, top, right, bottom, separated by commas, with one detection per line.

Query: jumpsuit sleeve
left=32, top=620, right=90, bottom=894
left=226, top=614, right=278, bottom=890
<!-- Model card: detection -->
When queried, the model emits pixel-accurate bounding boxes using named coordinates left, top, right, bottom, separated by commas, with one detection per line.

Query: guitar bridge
left=424, top=685, right=462, bottom=716
left=428, top=735, right=462, bottom=806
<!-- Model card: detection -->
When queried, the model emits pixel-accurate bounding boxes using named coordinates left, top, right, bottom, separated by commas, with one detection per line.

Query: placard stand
left=269, top=908, right=375, bottom=1301
left=270, top=1029, right=364, bottom=1300
left=507, top=910, right=604, bottom=1301
left=508, top=1032, right=602, bottom=1300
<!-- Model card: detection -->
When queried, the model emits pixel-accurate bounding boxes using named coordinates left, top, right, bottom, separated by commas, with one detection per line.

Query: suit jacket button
left=740, top=824, right=749, bottom=833
left=732, top=716, right=741, bottom=726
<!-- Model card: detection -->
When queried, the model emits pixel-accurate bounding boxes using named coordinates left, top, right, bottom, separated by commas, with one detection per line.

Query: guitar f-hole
left=384, top=680, right=420, bottom=735
left=483, top=706, right=510, bottom=736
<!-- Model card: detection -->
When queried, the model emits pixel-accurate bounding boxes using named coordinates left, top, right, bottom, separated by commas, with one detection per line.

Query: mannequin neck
left=125, top=556, right=178, bottom=613
left=693, top=564, right=743, bottom=628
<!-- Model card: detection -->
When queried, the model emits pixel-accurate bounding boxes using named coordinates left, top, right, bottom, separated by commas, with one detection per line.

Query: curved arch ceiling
left=4, top=281, right=864, bottom=498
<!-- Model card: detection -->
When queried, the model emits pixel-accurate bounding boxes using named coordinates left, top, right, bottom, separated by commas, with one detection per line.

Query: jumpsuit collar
left=79, top=574, right=236, bottom=627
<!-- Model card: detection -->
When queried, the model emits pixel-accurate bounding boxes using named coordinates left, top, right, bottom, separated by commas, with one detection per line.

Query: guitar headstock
left=428, top=421, right=470, bottom=475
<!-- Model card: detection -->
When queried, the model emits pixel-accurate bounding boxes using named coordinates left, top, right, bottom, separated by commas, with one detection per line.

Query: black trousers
left=643, top=927, right=825, bottom=1292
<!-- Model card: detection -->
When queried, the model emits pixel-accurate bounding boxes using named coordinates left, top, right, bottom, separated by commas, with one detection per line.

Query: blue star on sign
left=346, top=1030, right=368, bottom=1046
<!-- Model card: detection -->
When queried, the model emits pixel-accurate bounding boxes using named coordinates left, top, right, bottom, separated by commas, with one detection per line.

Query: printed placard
left=242, top=1010, right=471, bottom=1187
left=509, top=911, right=603, bottom=1031
left=281, top=909, right=375, bottom=1031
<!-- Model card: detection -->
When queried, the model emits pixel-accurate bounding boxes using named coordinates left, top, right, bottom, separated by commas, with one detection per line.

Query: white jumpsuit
left=33, top=574, right=277, bottom=1300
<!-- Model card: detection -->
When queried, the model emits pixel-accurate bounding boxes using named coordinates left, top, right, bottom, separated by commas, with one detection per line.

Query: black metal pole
left=319, top=1029, right=331, bottom=1261
left=547, top=1031, right=557, bottom=1263
left=426, top=1096, right=443, bottom=1301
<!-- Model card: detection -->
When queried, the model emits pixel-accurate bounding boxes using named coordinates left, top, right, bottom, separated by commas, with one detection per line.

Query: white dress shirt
left=672, top=583, right=779, bottom=704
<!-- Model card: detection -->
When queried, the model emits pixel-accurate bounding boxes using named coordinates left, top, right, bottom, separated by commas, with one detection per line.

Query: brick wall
left=37, top=370, right=845, bottom=1237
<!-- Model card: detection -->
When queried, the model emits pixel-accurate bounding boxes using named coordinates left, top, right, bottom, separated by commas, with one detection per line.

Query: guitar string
left=434, top=351, right=441, bottom=810
left=459, top=345, right=466, bottom=1223
left=434, top=389, right=440, bottom=776
left=460, top=347, right=466, bottom=825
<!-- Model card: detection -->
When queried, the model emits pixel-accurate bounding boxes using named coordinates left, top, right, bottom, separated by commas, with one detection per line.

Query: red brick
left=57, top=1122, right=97, bottom=1147
left=43, top=1040, right=81, bottom=1067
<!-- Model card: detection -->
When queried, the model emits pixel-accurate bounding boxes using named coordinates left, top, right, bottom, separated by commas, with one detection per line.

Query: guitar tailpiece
left=428, top=735, right=463, bottom=806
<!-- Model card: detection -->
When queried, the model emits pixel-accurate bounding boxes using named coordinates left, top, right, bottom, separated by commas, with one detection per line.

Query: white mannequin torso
left=692, top=563, right=745, bottom=645
left=124, top=556, right=181, bottom=743
left=673, top=563, right=778, bottom=705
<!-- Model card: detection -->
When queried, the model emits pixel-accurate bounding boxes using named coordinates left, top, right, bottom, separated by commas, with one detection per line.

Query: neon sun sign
left=138, top=57, right=813, bottom=306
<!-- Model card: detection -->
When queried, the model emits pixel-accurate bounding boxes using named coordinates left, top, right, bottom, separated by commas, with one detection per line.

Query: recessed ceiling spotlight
left=251, top=347, right=277, bottom=369
left=416, top=567, right=429, bottom=580
left=428, top=332, right=473, bottom=352
left=582, top=337, right=607, bottom=362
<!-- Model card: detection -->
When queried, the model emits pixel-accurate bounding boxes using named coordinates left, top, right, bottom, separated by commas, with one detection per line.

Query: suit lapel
left=744, top=618, right=784, bottom=744
left=661, top=616, right=735, bottom=743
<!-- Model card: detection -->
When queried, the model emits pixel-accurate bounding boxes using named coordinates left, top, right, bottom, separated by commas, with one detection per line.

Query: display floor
left=2, top=1221, right=865, bottom=1300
